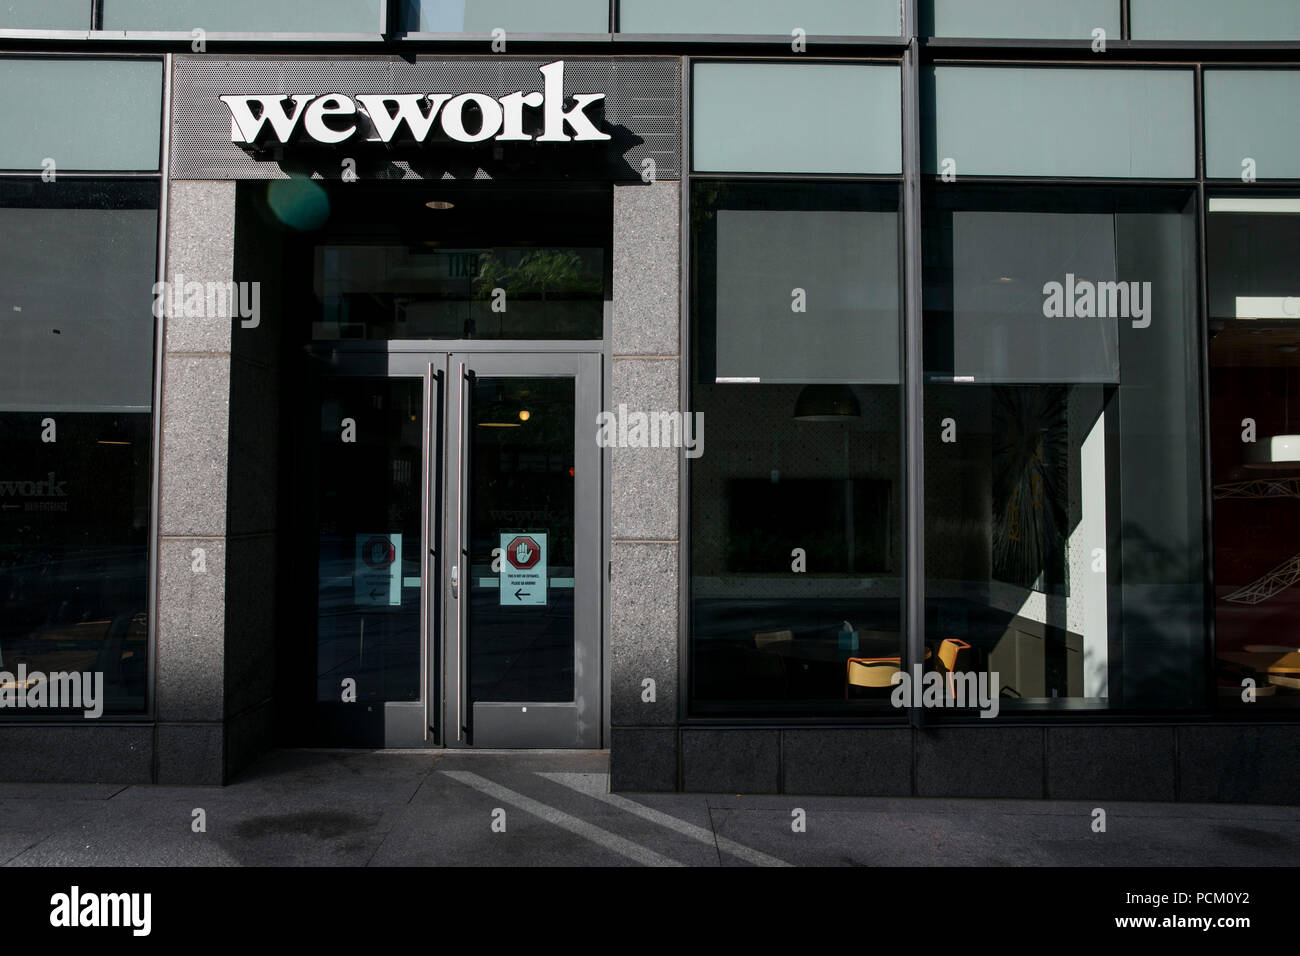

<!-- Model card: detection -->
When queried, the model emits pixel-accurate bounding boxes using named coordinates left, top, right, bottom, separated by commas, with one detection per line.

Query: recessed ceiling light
left=425, top=200, right=455, bottom=210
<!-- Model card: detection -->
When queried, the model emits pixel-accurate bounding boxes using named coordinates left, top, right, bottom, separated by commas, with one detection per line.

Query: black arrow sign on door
left=514, top=589, right=529, bottom=600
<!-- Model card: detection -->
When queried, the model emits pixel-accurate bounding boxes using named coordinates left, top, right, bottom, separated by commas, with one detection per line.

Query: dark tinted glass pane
left=1207, top=196, right=1300, bottom=710
left=315, top=377, right=424, bottom=703
left=285, top=183, right=609, bottom=342
left=0, top=179, right=158, bottom=719
left=468, top=376, right=575, bottom=703
left=0, top=179, right=159, bottom=410
left=923, top=186, right=1204, bottom=713
left=0, top=413, right=151, bottom=715
left=689, top=181, right=904, bottom=716
left=316, top=245, right=603, bottom=340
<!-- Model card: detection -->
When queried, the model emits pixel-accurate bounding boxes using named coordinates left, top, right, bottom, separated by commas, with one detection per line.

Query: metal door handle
left=450, top=564, right=459, bottom=599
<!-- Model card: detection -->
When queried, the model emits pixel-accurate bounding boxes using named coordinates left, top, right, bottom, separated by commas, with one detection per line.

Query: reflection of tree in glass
left=473, top=249, right=601, bottom=304
left=691, top=181, right=728, bottom=226
left=991, top=386, right=1069, bottom=593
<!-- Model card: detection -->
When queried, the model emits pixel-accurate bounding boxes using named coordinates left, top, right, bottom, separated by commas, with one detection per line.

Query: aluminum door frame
left=307, top=348, right=446, bottom=747
left=441, top=351, right=603, bottom=749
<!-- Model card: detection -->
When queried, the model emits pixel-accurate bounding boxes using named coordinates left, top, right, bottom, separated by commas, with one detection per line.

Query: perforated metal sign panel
left=171, top=55, right=681, bottom=181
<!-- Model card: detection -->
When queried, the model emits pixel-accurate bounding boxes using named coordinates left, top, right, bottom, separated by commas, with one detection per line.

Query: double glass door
left=310, top=349, right=601, bottom=748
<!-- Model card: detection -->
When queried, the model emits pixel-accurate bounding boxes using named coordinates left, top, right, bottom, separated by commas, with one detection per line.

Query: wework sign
left=220, top=60, right=610, bottom=146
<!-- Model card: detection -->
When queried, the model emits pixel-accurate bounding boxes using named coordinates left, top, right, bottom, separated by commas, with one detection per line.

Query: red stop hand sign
left=505, top=535, right=542, bottom=570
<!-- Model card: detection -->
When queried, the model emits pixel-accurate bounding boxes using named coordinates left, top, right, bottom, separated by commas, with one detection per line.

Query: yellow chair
left=845, top=657, right=902, bottom=697
left=935, top=638, right=972, bottom=697
left=753, top=629, right=794, bottom=651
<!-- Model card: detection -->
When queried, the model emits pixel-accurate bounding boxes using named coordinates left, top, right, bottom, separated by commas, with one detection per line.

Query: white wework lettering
left=303, top=93, right=358, bottom=144
left=498, top=89, right=544, bottom=141
left=219, top=94, right=313, bottom=143
left=225, top=62, right=608, bottom=147
left=440, top=92, right=505, bottom=143
left=355, top=94, right=451, bottom=142
left=536, top=61, right=611, bottom=143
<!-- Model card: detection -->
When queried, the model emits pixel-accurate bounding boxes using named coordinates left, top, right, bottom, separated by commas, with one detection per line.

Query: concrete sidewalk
left=1, top=749, right=1297, bottom=866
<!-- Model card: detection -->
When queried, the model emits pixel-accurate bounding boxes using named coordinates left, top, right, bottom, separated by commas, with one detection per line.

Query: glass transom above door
left=298, top=182, right=611, bottom=342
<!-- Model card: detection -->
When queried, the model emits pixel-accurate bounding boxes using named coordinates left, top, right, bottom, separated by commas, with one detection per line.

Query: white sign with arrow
left=499, top=532, right=547, bottom=607
left=355, top=533, right=402, bottom=607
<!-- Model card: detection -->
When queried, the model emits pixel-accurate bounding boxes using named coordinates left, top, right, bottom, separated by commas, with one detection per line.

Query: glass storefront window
left=693, top=62, right=901, bottom=175
left=0, top=178, right=159, bottom=717
left=1208, top=194, right=1300, bottom=710
left=924, top=66, right=1194, bottom=180
left=103, top=0, right=382, bottom=33
left=1204, top=70, right=1300, bottom=181
left=689, top=181, right=904, bottom=716
left=268, top=182, right=610, bottom=342
left=923, top=185, right=1204, bottom=713
left=402, top=0, right=608, bottom=33
left=0, top=0, right=89, bottom=30
left=0, top=57, right=162, bottom=172
left=621, top=0, right=901, bottom=37
left=1132, top=0, right=1300, bottom=41
left=924, top=1, right=1119, bottom=40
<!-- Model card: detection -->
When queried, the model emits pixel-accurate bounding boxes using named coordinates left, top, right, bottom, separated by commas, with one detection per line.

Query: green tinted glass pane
left=694, top=63, right=900, bottom=174
left=1205, top=71, right=1300, bottom=180
left=621, top=0, right=900, bottom=36
left=103, top=0, right=381, bottom=32
left=0, top=58, right=161, bottom=170
left=925, top=0, right=1118, bottom=39
left=404, top=0, right=607, bottom=32
left=925, top=67, right=1194, bottom=178
left=0, top=0, right=89, bottom=29
left=1132, top=0, right=1300, bottom=40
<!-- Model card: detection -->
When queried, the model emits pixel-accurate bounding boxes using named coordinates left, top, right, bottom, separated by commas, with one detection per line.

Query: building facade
left=1, top=1, right=1298, bottom=804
